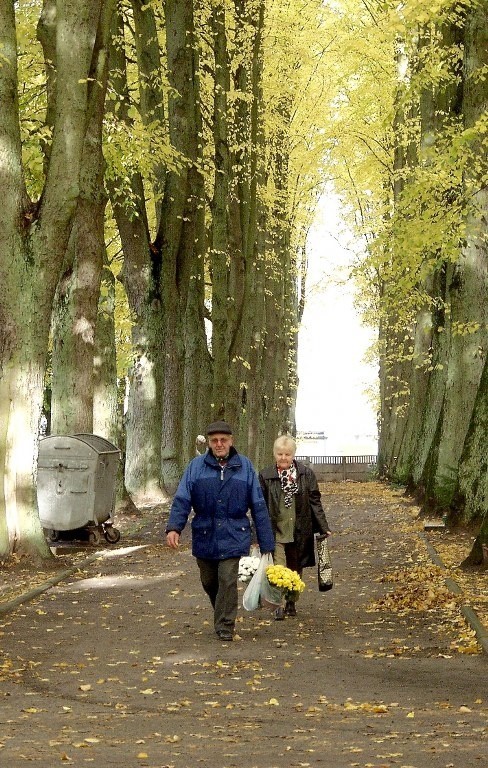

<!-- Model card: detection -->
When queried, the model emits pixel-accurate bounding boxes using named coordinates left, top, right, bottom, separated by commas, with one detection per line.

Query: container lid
left=73, top=434, right=120, bottom=455
left=39, top=434, right=120, bottom=456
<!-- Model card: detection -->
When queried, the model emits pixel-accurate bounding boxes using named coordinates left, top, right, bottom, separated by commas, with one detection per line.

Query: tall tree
left=327, top=0, right=488, bottom=535
left=49, top=0, right=116, bottom=435
left=106, top=3, right=167, bottom=503
left=156, top=0, right=207, bottom=491
left=208, top=0, right=267, bottom=442
left=455, top=0, right=488, bottom=558
left=107, top=0, right=208, bottom=496
left=0, top=0, right=108, bottom=560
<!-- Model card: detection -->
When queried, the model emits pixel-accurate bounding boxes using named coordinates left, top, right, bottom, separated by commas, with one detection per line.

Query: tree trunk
left=130, top=0, right=166, bottom=216
left=380, top=17, right=468, bottom=499
left=93, top=257, right=119, bottom=445
left=403, top=270, right=446, bottom=489
left=431, top=258, right=488, bottom=506
left=156, top=0, right=205, bottom=491
left=376, top=40, right=414, bottom=478
left=455, top=2, right=488, bottom=550
left=416, top=10, right=487, bottom=509
left=210, top=0, right=267, bottom=448
left=181, top=20, right=210, bottom=465
left=233, top=0, right=269, bottom=453
left=107, top=8, right=166, bottom=503
left=209, top=1, right=233, bottom=421
left=458, top=357, right=488, bottom=535
left=50, top=188, right=106, bottom=434
left=0, top=0, right=107, bottom=561
left=50, top=1, right=113, bottom=436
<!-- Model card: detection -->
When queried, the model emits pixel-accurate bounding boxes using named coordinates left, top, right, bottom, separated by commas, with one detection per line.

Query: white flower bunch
left=238, top=554, right=260, bottom=583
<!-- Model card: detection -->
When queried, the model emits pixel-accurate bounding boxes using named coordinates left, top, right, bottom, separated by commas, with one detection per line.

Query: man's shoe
left=216, top=629, right=233, bottom=641
left=284, top=601, right=297, bottom=617
left=273, top=606, right=284, bottom=621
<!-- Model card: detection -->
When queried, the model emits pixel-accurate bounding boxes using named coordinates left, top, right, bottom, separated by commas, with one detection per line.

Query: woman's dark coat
left=258, top=461, right=330, bottom=569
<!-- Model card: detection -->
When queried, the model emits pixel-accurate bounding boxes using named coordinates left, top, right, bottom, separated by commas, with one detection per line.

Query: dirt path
left=0, top=483, right=486, bottom=767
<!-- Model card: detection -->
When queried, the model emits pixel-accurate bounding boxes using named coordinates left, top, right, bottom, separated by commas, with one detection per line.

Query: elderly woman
left=259, top=435, right=331, bottom=620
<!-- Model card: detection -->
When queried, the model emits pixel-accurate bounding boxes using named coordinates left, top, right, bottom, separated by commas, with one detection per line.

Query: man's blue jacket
left=166, top=448, right=275, bottom=560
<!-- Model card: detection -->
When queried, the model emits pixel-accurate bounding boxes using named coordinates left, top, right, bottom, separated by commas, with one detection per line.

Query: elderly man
left=166, top=420, right=274, bottom=641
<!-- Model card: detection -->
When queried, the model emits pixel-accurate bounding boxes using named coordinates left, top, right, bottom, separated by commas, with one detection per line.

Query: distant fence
left=296, top=455, right=377, bottom=482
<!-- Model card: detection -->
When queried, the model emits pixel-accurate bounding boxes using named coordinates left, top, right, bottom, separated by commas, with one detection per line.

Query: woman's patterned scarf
left=278, top=462, right=299, bottom=507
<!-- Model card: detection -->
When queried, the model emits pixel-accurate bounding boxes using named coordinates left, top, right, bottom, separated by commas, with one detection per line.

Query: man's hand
left=166, top=531, right=180, bottom=549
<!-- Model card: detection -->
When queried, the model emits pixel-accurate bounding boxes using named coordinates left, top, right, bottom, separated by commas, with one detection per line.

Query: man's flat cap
left=206, top=420, right=233, bottom=435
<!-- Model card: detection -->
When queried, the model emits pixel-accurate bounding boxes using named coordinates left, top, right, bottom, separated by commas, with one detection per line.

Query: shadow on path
left=0, top=483, right=486, bottom=767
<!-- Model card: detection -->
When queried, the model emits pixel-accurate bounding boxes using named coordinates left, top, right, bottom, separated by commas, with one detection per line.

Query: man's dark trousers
left=196, top=557, right=240, bottom=633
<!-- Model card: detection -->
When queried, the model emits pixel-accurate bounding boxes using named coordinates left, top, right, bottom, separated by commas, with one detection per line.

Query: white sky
left=295, top=192, right=378, bottom=454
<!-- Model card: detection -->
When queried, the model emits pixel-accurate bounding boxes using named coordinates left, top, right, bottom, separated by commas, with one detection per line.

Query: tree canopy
left=0, top=0, right=487, bottom=563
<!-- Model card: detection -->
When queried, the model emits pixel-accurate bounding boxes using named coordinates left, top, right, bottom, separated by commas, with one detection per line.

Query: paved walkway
left=0, top=484, right=486, bottom=767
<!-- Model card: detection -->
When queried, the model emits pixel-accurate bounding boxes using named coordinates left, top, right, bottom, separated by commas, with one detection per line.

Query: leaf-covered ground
left=325, top=483, right=487, bottom=655
left=0, top=482, right=486, bottom=767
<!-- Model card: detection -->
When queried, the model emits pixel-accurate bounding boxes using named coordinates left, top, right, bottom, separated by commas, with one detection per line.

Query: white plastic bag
left=260, top=573, right=282, bottom=606
left=242, top=553, right=274, bottom=611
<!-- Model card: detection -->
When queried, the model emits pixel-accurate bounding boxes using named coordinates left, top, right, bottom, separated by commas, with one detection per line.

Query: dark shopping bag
left=316, top=534, right=333, bottom=591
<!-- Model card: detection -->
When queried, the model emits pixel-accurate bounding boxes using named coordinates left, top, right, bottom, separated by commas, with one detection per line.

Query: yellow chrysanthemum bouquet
left=266, top=564, right=306, bottom=603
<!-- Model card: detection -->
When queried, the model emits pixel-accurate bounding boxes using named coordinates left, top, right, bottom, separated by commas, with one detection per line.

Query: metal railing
left=296, top=455, right=377, bottom=465
left=296, top=455, right=377, bottom=481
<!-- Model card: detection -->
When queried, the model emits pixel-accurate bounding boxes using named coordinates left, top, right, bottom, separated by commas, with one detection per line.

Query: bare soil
left=0, top=482, right=486, bottom=768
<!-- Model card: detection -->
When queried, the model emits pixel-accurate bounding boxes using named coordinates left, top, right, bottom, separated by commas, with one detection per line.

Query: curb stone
left=0, top=551, right=104, bottom=616
left=420, top=531, right=488, bottom=656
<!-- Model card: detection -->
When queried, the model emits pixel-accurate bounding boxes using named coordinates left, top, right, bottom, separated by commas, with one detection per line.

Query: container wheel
left=87, top=529, right=101, bottom=546
left=104, top=526, right=121, bottom=544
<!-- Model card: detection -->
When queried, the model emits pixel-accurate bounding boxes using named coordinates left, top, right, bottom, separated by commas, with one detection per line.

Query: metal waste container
left=37, top=433, right=121, bottom=545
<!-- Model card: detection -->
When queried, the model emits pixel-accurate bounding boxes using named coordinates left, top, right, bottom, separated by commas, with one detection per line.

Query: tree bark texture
left=210, top=0, right=268, bottom=450
left=454, top=2, right=488, bottom=540
left=107, top=7, right=166, bottom=503
left=414, top=8, right=487, bottom=511
left=181, top=4, right=212, bottom=464
left=93, top=259, right=119, bottom=445
left=209, top=1, right=233, bottom=421
left=50, top=2, right=114, bottom=436
left=0, top=0, right=106, bottom=560
left=157, top=0, right=206, bottom=491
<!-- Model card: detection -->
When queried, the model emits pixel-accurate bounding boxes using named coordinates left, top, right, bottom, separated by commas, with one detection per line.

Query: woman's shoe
left=284, top=601, right=297, bottom=617
left=274, top=606, right=284, bottom=621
